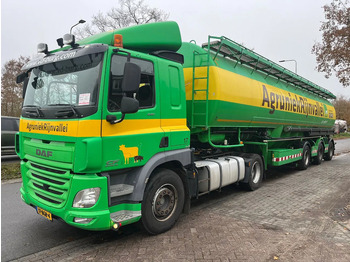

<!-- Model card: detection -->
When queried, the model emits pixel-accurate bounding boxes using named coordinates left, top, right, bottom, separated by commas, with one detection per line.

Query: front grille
left=26, top=161, right=72, bottom=208
left=31, top=163, right=66, bottom=174
left=35, top=193, right=62, bottom=205
left=32, top=173, right=65, bottom=185
left=33, top=182, right=63, bottom=195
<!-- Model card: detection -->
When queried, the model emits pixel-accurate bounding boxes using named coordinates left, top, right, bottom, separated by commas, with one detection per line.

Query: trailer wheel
left=313, top=142, right=324, bottom=165
left=244, top=155, right=263, bottom=191
left=298, top=143, right=311, bottom=170
left=141, top=169, right=184, bottom=235
left=324, top=140, right=334, bottom=161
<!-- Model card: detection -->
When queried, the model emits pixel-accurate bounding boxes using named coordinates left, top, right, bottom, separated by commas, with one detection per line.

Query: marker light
left=37, top=43, right=49, bottom=54
left=112, top=222, right=122, bottom=230
left=114, top=34, right=123, bottom=48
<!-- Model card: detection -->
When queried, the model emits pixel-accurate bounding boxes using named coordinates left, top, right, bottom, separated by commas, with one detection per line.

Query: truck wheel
left=324, top=140, right=334, bottom=161
left=141, top=169, right=184, bottom=235
left=312, top=142, right=324, bottom=165
left=244, top=155, right=263, bottom=191
left=298, top=143, right=311, bottom=170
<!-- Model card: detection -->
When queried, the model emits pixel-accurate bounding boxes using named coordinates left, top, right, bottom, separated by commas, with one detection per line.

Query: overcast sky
left=2, top=0, right=349, bottom=98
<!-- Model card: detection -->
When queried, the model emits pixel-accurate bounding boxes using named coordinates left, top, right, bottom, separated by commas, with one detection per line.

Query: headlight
left=73, top=188, right=101, bottom=208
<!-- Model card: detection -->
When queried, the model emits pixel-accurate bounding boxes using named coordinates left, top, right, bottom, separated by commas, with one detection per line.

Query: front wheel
left=141, top=169, right=184, bottom=235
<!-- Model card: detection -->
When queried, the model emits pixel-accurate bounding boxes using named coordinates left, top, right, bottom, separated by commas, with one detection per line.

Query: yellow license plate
left=36, top=206, right=52, bottom=221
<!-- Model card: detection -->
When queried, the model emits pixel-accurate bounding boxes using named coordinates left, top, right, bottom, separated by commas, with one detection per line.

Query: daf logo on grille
left=36, top=149, right=53, bottom=158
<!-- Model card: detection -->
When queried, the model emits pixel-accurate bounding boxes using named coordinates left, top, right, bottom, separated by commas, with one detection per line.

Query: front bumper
left=20, top=160, right=142, bottom=231
left=20, top=171, right=112, bottom=231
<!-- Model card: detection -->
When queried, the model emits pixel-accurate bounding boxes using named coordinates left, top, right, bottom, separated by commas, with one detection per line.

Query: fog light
left=73, top=188, right=101, bottom=208
left=74, top=217, right=93, bottom=224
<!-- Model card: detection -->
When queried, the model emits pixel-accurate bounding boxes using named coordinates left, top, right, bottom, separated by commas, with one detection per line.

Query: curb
left=1, top=178, right=22, bottom=185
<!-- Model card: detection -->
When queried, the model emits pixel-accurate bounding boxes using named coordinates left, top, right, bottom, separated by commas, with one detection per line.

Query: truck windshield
left=23, top=52, right=104, bottom=111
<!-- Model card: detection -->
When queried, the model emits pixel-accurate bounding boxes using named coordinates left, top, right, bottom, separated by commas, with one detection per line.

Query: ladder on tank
left=191, top=45, right=211, bottom=128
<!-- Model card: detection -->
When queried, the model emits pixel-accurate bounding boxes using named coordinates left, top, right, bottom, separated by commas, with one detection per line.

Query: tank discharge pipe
left=207, top=128, right=244, bottom=148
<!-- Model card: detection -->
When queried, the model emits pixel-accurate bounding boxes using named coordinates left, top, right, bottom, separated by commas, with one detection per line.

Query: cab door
left=101, top=51, right=164, bottom=171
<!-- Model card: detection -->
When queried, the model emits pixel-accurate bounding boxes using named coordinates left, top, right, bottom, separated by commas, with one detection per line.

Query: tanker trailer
left=177, top=36, right=336, bottom=191
left=15, top=21, right=336, bottom=234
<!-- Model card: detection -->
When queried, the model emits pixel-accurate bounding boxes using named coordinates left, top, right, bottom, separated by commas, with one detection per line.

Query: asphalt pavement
left=334, top=137, right=350, bottom=155
left=1, top=183, right=94, bottom=261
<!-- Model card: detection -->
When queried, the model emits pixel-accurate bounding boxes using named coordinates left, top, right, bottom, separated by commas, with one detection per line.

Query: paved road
left=335, top=137, right=350, bottom=155
left=2, top=139, right=350, bottom=261
left=1, top=183, right=94, bottom=261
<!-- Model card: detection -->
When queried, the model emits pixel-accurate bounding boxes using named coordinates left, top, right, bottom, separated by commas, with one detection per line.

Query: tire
left=324, top=140, right=334, bottom=161
left=141, top=168, right=185, bottom=235
left=312, top=142, right=324, bottom=165
left=243, top=155, right=263, bottom=191
left=297, top=143, right=311, bottom=170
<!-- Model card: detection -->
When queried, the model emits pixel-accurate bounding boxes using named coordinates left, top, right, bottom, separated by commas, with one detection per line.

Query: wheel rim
left=152, top=184, right=178, bottom=222
left=251, top=161, right=261, bottom=184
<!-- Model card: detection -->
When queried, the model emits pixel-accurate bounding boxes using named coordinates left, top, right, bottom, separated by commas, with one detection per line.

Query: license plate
left=36, top=206, right=52, bottom=221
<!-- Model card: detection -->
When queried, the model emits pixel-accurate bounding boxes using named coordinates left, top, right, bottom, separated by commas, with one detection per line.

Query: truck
left=16, top=21, right=336, bottom=235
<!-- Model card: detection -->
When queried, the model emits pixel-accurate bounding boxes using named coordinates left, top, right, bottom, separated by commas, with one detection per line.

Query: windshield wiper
left=23, top=105, right=44, bottom=118
left=48, top=104, right=82, bottom=118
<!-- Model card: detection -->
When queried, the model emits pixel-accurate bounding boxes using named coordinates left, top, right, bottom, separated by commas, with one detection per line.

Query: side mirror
left=121, top=62, right=141, bottom=94
left=121, top=97, right=139, bottom=114
left=16, top=72, right=28, bottom=84
left=106, top=97, right=139, bottom=125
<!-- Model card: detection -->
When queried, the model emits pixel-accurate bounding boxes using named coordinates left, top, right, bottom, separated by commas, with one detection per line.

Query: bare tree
left=1, top=56, right=30, bottom=117
left=312, top=0, right=350, bottom=87
left=333, top=95, right=350, bottom=123
left=75, top=0, right=169, bottom=39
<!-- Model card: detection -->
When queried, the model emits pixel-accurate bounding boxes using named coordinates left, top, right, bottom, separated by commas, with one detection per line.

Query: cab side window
left=109, top=55, right=155, bottom=112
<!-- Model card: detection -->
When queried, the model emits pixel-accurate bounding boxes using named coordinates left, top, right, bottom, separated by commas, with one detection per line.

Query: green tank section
left=177, top=37, right=336, bottom=142
left=78, top=21, right=182, bottom=52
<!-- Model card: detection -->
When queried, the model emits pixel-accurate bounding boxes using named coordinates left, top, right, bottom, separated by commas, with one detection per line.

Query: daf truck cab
left=17, top=23, right=191, bottom=234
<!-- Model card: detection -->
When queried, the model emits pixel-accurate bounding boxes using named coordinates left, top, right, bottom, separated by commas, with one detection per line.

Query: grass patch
left=1, top=162, right=21, bottom=181
left=334, top=133, right=350, bottom=140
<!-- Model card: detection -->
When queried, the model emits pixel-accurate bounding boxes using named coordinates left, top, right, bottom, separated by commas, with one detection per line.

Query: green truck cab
left=16, top=21, right=336, bottom=234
